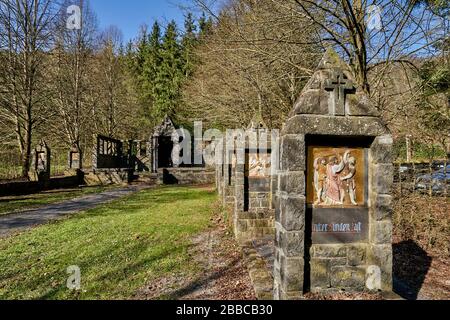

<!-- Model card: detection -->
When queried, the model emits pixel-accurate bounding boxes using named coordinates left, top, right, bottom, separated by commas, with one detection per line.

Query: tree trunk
left=349, top=0, right=370, bottom=94
left=21, top=122, right=32, bottom=179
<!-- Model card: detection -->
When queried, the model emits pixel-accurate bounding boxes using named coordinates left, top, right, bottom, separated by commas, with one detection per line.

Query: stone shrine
left=228, top=114, right=277, bottom=244
left=273, top=49, right=394, bottom=299
left=31, top=140, right=51, bottom=182
left=92, top=135, right=125, bottom=170
left=68, top=145, right=82, bottom=170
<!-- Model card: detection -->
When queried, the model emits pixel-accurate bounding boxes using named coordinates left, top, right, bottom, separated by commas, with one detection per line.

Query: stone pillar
left=222, top=137, right=236, bottom=208
left=194, top=137, right=204, bottom=167
left=214, top=139, right=221, bottom=193
left=368, top=135, right=394, bottom=292
left=274, top=134, right=306, bottom=300
left=68, top=146, right=82, bottom=170
left=92, top=135, right=99, bottom=171
left=32, top=140, right=51, bottom=183
left=145, top=140, right=152, bottom=172
left=274, top=49, right=394, bottom=299
left=222, top=136, right=228, bottom=205
left=233, top=136, right=246, bottom=239
left=127, top=140, right=135, bottom=170
left=215, top=162, right=220, bottom=191
left=217, top=137, right=225, bottom=198
left=151, top=136, right=158, bottom=173
left=171, top=138, right=181, bottom=169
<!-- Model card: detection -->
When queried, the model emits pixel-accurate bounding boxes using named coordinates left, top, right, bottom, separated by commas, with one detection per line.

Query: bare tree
left=48, top=0, right=97, bottom=168
left=94, top=25, right=128, bottom=137
left=281, top=0, right=447, bottom=93
left=187, top=0, right=448, bottom=158
left=0, top=0, right=58, bottom=178
left=183, top=0, right=321, bottom=129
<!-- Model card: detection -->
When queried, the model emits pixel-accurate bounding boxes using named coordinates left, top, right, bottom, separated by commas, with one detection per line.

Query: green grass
left=0, top=186, right=216, bottom=300
left=0, top=186, right=117, bottom=216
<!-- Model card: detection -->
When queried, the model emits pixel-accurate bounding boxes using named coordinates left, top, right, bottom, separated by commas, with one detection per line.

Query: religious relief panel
left=307, top=147, right=367, bottom=207
left=245, top=152, right=272, bottom=195
left=248, top=153, right=271, bottom=178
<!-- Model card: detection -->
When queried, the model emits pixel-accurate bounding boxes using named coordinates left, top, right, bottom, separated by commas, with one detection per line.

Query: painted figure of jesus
left=324, top=151, right=349, bottom=205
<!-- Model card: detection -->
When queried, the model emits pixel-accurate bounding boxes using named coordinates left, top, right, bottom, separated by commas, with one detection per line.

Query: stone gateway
left=273, top=49, right=394, bottom=299
left=149, top=116, right=181, bottom=172
left=30, top=140, right=51, bottom=182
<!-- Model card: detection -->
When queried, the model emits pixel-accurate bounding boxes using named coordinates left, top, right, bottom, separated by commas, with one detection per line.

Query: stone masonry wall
left=222, top=148, right=236, bottom=208
left=158, top=167, right=216, bottom=185
left=368, top=135, right=394, bottom=292
left=233, top=148, right=275, bottom=244
left=273, top=133, right=306, bottom=300
left=274, top=116, right=393, bottom=299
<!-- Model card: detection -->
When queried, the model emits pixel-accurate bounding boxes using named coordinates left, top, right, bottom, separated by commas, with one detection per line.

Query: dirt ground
left=135, top=214, right=256, bottom=300
left=392, top=195, right=449, bottom=300
left=134, top=220, right=450, bottom=301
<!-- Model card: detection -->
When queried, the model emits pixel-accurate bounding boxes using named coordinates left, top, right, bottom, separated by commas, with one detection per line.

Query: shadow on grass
left=393, top=240, right=432, bottom=300
left=36, top=237, right=185, bottom=300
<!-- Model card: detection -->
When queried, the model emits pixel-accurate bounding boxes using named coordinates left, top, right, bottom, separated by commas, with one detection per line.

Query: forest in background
left=0, top=0, right=213, bottom=177
left=0, top=0, right=448, bottom=179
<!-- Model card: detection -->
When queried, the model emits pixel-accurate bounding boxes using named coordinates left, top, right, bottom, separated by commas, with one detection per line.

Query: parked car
left=399, top=166, right=410, bottom=174
left=415, top=165, right=450, bottom=195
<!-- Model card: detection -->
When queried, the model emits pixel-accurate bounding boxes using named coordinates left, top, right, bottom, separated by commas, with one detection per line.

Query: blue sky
left=90, top=0, right=189, bottom=42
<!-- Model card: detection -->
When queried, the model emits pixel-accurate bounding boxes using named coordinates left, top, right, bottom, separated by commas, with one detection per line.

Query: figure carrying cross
left=324, top=69, right=356, bottom=116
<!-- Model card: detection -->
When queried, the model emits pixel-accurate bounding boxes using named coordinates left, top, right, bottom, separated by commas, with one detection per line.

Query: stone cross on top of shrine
left=290, top=48, right=378, bottom=118
left=324, top=68, right=356, bottom=116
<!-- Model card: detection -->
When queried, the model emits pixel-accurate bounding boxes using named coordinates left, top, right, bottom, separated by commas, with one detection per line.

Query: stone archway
left=150, top=116, right=181, bottom=173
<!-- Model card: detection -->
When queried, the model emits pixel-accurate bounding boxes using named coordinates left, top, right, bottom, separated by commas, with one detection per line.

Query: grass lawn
left=0, top=186, right=118, bottom=216
left=0, top=186, right=216, bottom=300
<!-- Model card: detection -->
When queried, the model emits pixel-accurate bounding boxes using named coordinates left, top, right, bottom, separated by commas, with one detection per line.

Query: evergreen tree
left=142, top=21, right=162, bottom=106
left=124, top=40, right=135, bottom=71
left=153, top=20, right=183, bottom=120
left=125, top=18, right=204, bottom=124
left=198, top=12, right=213, bottom=38
left=134, top=26, right=149, bottom=79
left=181, top=13, right=198, bottom=78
